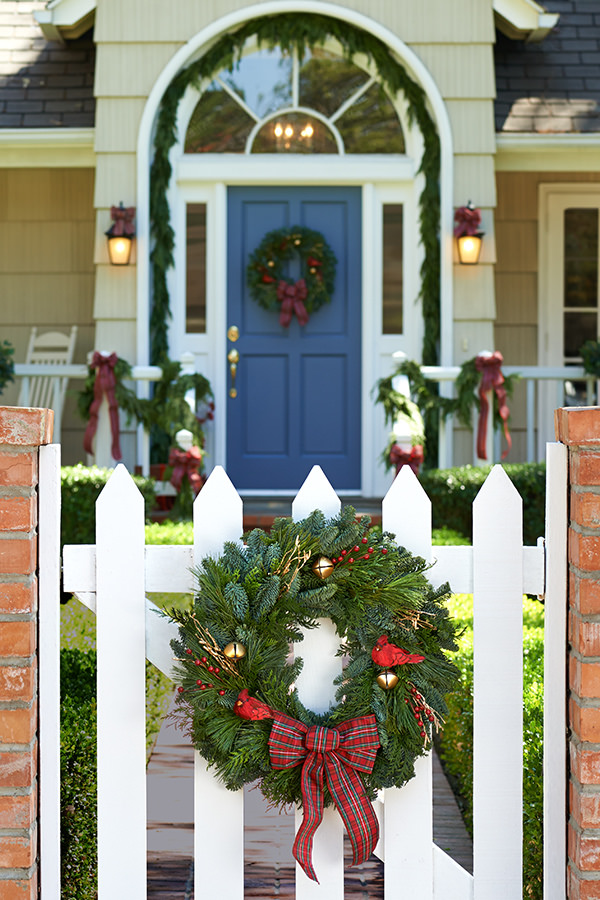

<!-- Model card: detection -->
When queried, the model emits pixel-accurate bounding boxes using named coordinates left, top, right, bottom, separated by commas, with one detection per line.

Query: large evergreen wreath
left=169, top=506, right=458, bottom=879
left=247, top=225, right=336, bottom=327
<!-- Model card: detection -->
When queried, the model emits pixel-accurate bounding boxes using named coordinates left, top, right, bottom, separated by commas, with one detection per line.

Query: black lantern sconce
left=106, top=203, right=135, bottom=266
left=454, top=201, right=484, bottom=265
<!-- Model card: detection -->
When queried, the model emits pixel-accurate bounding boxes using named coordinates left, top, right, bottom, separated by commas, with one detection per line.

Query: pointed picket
left=193, top=464, right=243, bottom=558
left=472, top=465, right=523, bottom=900
left=292, top=465, right=341, bottom=520
left=95, top=465, right=146, bottom=900
left=293, top=467, right=343, bottom=900
left=192, top=464, right=244, bottom=900
left=382, top=466, right=432, bottom=564
left=382, top=467, right=434, bottom=900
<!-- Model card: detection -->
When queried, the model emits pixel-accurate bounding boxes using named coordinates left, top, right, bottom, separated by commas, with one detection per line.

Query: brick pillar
left=556, top=407, right=600, bottom=900
left=0, top=407, right=53, bottom=900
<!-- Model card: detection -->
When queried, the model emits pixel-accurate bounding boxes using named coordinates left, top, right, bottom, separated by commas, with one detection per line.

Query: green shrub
left=61, top=465, right=157, bottom=546
left=438, top=595, right=544, bottom=900
left=419, top=462, right=546, bottom=545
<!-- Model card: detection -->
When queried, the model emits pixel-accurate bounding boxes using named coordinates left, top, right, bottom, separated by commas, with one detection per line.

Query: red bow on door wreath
left=277, top=278, right=309, bottom=327
left=475, top=351, right=512, bottom=460
left=83, top=351, right=122, bottom=461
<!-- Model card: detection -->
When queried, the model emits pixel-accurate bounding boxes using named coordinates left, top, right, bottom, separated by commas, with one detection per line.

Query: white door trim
left=538, top=183, right=600, bottom=453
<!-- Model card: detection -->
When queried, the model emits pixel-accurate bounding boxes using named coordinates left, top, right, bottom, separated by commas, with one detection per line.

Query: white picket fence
left=45, top=448, right=567, bottom=899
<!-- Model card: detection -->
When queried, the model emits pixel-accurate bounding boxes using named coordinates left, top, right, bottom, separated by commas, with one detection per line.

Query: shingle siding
left=0, top=0, right=95, bottom=128
left=495, top=0, right=600, bottom=133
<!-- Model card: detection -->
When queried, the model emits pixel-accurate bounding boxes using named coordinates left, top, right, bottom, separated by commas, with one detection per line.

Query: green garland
left=77, top=357, right=214, bottom=464
left=0, top=341, right=15, bottom=396
left=247, top=225, right=336, bottom=321
left=169, top=506, right=458, bottom=807
left=580, top=340, right=600, bottom=378
left=375, top=358, right=520, bottom=468
left=150, top=12, right=441, bottom=366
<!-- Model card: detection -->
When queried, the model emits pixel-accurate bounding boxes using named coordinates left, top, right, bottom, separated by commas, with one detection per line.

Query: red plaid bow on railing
left=83, top=352, right=122, bottom=461
left=277, top=279, right=309, bottom=327
left=268, top=712, right=380, bottom=883
left=475, top=351, right=512, bottom=460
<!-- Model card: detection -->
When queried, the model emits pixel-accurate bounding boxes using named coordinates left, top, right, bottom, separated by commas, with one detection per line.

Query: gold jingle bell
left=376, top=670, right=399, bottom=690
left=312, top=556, right=335, bottom=580
left=224, top=641, right=246, bottom=661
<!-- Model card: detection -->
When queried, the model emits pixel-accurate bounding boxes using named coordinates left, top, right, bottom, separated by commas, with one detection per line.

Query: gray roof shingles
left=495, top=0, right=600, bottom=133
left=0, top=0, right=95, bottom=128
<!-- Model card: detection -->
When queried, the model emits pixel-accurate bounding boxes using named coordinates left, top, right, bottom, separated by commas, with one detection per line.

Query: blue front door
left=226, top=186, right=361, bottom=491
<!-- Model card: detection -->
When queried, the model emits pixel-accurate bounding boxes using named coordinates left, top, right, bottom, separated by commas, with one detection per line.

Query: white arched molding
left=136, top=0, right=454, bottom=368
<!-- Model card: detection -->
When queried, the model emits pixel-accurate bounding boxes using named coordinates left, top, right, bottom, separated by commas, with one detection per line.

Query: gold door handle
left=228, top=348, right=239, bottom=398
left=227, top=325, right=239, bottom=342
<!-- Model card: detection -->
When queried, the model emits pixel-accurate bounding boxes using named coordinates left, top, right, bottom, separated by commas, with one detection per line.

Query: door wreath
left=169, top=505, right=458, bottom=882
left=247, top=225, right=337, bottom=327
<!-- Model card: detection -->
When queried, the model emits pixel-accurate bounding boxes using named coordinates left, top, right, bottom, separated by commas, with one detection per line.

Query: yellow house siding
left=410, top=44, right=495, bottom=98
left=455, top=155, right=497, bottom=207
left=94, top=0, right=494, bottom=44
left=446, top=101, right=496, bottom=155
left=94, top=98, right=148, bottom=153
left=0, top=168, right=95, bottom=465
left=94, top=154, right=137, bottom=208
left=95, top=43, right=182, bottom=97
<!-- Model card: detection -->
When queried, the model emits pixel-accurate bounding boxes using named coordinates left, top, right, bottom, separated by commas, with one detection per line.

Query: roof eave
left=34, top=0, right=96, bottom=43
left=493, top=0, right=559, bottom=42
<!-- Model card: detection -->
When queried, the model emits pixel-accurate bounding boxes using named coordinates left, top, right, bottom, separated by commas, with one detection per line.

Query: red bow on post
left=83, top=352, right=122, bottom=461
left=168, top=446, right=203, bottom=495
left=389, top=443, right=424, bottom=476
left=475, top=352, right=512, bottom=460
left=269, top=712, right=380, bottom=883
left=109, top=205, right=135, bottom=237
left=277, top=279, right=309, bottom=327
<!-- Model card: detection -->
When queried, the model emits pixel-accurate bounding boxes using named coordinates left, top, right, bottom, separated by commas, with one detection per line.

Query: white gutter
left=0, top=128, right=95, bottom=167
left=495, top=132, right=600, bottom=171
left=34, top=0, right=96, bottom=42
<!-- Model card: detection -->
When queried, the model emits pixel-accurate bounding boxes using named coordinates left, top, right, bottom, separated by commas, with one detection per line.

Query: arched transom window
left=184, top=44, right=406, bottom=155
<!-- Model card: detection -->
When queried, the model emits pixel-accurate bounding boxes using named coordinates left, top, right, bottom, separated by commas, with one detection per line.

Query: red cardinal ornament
left=372, top=635, right=425, bottom=667
left=234, top=689, right=273, bottom=721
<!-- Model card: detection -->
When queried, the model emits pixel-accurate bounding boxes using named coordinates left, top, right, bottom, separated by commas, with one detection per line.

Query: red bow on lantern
left=269, top=712, right=380, bottom=883
left=168, top=446, right=203, bottom=495
left=277, top=279, right=309, bottom=327
left=109, top=205, right=135, bottom=237
left=83, top=352, right=122, bottom=461
left=454, top=205, right=481, bottom=237
left=389, top=443, right=424, bottom=476
left=475, top=352, right=512, bottom=460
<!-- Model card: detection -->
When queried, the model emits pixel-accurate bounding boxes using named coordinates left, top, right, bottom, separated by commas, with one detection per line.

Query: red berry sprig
left=407, top=683, right=443, bottom=743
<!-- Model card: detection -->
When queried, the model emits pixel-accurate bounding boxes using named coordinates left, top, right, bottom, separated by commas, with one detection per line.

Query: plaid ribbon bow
left=268, top=712, right=380, bottom=883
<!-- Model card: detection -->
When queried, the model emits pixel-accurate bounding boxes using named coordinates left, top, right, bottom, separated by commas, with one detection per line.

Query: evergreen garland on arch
left=149, top=12, right=441, bottom=365
left=169, top=506, right=459, bottom=810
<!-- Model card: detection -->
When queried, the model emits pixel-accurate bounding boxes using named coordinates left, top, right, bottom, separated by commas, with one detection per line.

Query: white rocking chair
left=17, top=326, right=78, bottom=442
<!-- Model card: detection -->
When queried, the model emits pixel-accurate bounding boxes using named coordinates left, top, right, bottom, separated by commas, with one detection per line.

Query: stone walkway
left=147, top=709, right=472, bottom=898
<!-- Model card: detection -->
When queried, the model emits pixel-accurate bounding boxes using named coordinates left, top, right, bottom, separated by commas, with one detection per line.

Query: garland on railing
left=77, top=357, right=214, bottom=465
left=150, top=12, right=441, bottom=365
left=0, top=341, right=15, bottom=396
left=375, top=357, right=519, bottom=468
left=580, top=340, right=600, bottom=378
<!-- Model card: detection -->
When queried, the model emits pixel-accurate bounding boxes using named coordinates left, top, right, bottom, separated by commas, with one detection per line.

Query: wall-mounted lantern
left=106, top=203, right=135, bottom=266
left=454, top=201, right=484, bottom=265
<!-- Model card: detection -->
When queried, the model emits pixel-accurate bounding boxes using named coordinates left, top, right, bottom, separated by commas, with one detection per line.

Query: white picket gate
left=48, top=447, right=567, bottom=899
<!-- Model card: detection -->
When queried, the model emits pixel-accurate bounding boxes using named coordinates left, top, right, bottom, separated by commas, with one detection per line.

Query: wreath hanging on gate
left=247, top=225, right=337, bottom=327
left=169, top=506, right=458, bottom=882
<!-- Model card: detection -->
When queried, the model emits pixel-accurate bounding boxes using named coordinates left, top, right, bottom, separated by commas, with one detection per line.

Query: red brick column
left=556, top=407, right=600, bottom=899
left=0, top=408, right=53, bottom=900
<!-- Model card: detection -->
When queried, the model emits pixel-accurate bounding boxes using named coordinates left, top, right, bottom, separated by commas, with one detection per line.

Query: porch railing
left=418, top=364, right=595, bottom=468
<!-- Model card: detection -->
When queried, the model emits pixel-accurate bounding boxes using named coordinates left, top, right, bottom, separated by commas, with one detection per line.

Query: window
left=186, top=203, right=207, bottom=333
left=382, top=204, right=403, bottom=334
left=184, top=44, right=405, bottom=155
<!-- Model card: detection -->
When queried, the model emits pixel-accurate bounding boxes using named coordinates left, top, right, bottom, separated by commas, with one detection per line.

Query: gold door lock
left=227, top=325, right=239, bottom=342
left=228, top=348, right=239, bottom=398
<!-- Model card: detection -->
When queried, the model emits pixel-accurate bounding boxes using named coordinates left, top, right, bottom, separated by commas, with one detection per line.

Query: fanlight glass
left=184, top=43, right=404, bottom=155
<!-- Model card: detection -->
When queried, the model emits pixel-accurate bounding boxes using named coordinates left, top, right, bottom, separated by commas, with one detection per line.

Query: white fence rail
left=57, top=454, right=567, bottom=899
